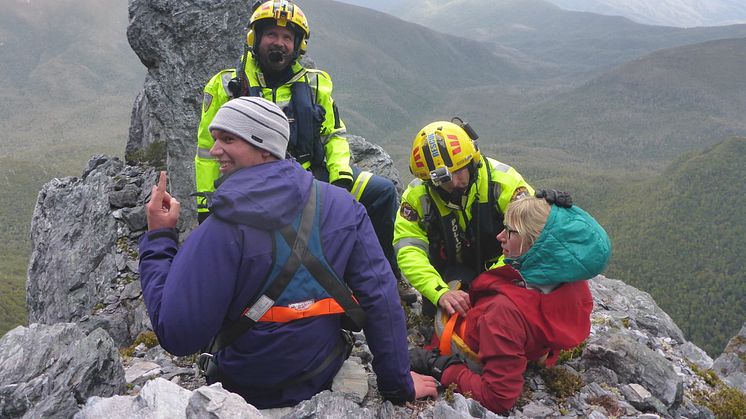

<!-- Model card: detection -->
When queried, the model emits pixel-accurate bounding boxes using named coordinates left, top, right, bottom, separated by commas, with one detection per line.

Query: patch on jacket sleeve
left=202, top=92, right=213, bottom=113
left=399, top=202, right=419, bottom=221
left=511, top=187, right=529, bottom=202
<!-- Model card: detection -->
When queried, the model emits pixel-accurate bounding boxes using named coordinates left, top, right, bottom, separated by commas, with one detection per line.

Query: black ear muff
left=452, top=116, right=479, bottom=141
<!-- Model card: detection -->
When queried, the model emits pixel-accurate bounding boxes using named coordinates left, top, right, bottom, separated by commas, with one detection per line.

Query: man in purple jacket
left=139, top=96, right=436, bottom=408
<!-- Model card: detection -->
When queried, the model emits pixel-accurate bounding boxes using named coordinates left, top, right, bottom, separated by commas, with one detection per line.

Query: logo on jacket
left=511, top=187, right=529, bottom=202
left=289, top=299, right=314, bottom=311
left=399, top=202, right=419, bottom=221
left=202, top=93, right=213, bottom=113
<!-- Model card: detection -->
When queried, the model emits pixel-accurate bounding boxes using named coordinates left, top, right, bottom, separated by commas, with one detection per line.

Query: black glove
left=536, top=189, right=573, bottom=208
left=331, top=177, right=353, bottom=192
left=409, top=347, right=464, bottom=381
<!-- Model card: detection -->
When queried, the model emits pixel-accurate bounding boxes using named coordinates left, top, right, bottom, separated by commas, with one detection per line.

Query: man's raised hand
left=146, top=171, right=181, bottom=230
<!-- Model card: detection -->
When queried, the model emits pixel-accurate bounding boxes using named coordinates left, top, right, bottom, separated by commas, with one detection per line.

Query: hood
left=506, top=205, right=611, bottom=286
left=209, top=159, right=313, bottom=230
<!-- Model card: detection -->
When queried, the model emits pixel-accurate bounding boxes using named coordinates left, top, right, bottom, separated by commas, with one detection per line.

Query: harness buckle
left=197, top=352, right=214, bottom=376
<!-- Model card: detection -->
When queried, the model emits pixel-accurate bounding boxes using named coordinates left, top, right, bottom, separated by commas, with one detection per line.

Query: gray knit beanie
left=209, top=96, right=290, bottom=159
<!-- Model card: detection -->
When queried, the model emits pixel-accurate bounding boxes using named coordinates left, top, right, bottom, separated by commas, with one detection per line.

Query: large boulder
left=0, top=323, right=125, bottom=419
left=588, top=275, right=685, bottom=343
left=713, top=322, right=746, bottom=391
left=27, top=156, right=154, bottom=347
left=76, top=378, right=264, bottom=419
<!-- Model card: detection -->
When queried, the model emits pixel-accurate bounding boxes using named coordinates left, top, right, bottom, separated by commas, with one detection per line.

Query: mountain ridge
left=493, top=37, right=746, bottom=166
left=547, top=0, right=746, bottom=28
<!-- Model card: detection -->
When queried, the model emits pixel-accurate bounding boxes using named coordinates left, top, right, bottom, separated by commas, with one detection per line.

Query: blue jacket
left=139, top=159, right=414, bottom=407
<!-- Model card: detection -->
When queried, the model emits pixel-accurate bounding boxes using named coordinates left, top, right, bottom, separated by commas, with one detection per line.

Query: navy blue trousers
left=350, top=166, right=399, bottom=277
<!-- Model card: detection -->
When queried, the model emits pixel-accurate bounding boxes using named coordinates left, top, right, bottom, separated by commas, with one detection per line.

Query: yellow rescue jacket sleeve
left=484, top=157, right=534, bottom=269
left=194, top=69, right=235, bottom=211
left=393, top=182, right=450, bottom=306
left=311, top=70, right=352, bottom=184
left=485, top=157, right=534, bottom=214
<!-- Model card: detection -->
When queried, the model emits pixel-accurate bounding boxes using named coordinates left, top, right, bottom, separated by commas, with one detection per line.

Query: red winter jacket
left=439, top=265, right=593, bottom=414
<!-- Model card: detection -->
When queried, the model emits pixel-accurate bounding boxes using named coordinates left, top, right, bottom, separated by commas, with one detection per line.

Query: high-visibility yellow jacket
left=195, top=58, right=351, bottom=212
left=393, top=157, right=533, bottom=305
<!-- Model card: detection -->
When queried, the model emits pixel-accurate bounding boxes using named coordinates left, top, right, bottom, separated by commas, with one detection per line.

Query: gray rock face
left=26, top=156, right=155, bottom=347
left=589, top=276, right=685, bottom=343
left=713, top=322, right=746, bottom=391
left=347, top=135, right=402, bottom=192
left=582, top=334, right=683, bottom=408
left=0, top=323, right=124, bottom=419
left=127, top=0, right=246, bottom=227
left=126, top=0, right=401, bottom=230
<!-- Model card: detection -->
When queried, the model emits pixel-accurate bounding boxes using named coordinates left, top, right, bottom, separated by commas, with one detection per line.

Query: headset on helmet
left=409, top=118, right=481, bottom=186
left=246, top=0, right=310, bottom=58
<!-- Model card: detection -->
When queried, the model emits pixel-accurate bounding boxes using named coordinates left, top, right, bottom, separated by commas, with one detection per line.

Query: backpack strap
left=204, top=181, right=365, bottom=356
left=204, top=182, right=318, bottom=355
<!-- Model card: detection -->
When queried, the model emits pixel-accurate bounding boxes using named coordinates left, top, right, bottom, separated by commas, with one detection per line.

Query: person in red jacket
left=410, top=196, right=611, bottom=414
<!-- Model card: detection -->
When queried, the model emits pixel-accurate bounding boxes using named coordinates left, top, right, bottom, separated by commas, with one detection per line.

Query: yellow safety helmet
left=247, top=0, right=310, bottom=57
left=409, top=118, right=481, bottom=185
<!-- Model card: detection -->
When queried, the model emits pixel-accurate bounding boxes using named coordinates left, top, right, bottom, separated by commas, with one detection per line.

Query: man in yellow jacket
left=394, top=119, right=534, bottom=317
left=195, top=0, right=401, bottom=283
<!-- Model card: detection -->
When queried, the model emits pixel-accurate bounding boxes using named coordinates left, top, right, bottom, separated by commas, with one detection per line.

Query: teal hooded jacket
left=506, top=205, right=611, bottom=286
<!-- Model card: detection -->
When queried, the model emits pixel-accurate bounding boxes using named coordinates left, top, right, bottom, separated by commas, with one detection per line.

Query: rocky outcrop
left=713, top=323, right=746, bottom=392
left=0, top=323, right=124, bottom=419
left=126, top=0, right=245, bottom=226
left=67, top=269, right=737, bottom=418
left=26, top=156, right=154, bottom=347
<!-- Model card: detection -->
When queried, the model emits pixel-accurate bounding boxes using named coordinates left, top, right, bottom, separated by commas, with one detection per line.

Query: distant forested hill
left=497, top=38, right=746, bottom=167
left=0, top=0, right=142, bottom=162
left=596, top=137, right=746, bottom=355
left=394, top=0, right=746, bottom=76
left=288, top=0, right=536, bottom=143
left=546, top=0, right=746, bottom=27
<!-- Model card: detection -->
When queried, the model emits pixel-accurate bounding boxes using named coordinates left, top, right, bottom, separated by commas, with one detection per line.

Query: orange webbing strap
left=439, top=313, right=460, bottom=356
left=258, top=298, right=346, bottom=322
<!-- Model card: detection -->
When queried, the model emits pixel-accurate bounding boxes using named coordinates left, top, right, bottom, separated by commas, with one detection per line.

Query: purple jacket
left=138, top=159, right=414, bottom=407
